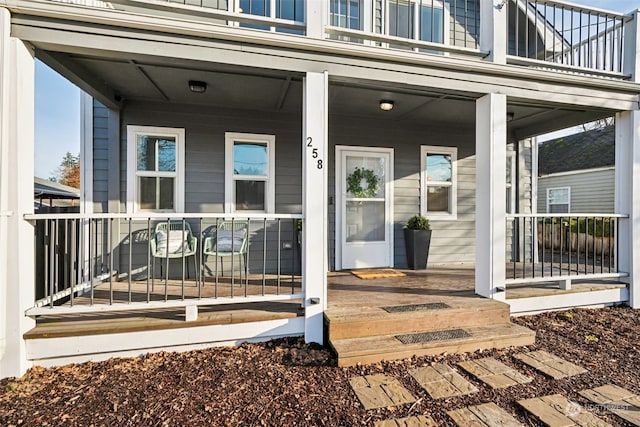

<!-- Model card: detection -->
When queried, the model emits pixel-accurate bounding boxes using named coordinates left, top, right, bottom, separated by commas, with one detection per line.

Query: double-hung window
left=239, top=0, right=305, bottom=33
left=547, top=187, right=570, bottom=213
left=387, top=0, right=447, bottom=46
left=330, top=0, right=363, bottom=29
left=225, top=132, right=275, bottom=213
left=420, top=145, right=457, bottom=220
left=127, top=126, right=185, bottom=213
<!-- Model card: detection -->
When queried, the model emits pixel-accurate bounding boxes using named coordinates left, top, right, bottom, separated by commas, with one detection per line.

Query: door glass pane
left=426, top=153, right=451, bottom=182
left=346, top=201, right=385, bottom=242
left=138, top=177, right=174, bottom=210
left=345, top=155, right=385, bottom=198
left=137, top=136, right=176, bottom=172
left=235, top=180, right=265, bottom=211
left=426, top=186, right=449, bottom=212
left=234, top=142, right=268, bottom=176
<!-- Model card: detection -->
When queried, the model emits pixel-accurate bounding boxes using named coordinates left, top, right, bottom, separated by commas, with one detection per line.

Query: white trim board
left=507, top=287, right=628, bottom=315
left=539, top=166, right=615, bottom=179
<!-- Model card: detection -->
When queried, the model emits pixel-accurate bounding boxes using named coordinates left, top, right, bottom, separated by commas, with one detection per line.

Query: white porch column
left=479, top=0, right=507, bottom=64
left=615, top=111, right=640, bottom=309
left=623, top=10, right=640, bottom=82
left=305, top=0, right=327, bottom=39
left=475, top=93, right=507, bottom=300
left=302, top=71, right=328, bottom=343
left=0, top=8, right=36, bottom=378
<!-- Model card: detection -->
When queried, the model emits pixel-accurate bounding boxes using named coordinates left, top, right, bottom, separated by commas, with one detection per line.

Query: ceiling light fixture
left=379, top=100, right=394, bottom=111
left=188, top=80, right=207, bottom=94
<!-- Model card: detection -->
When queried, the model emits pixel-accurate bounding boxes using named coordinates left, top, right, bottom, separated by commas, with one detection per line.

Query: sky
left=33, top=0, right=640, bottom=177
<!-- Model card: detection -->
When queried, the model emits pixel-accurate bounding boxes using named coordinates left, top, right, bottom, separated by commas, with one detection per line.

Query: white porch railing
left=507, top=0, right=631, bottom=77
left=506, top=213, right=629, bottom=288
left=24, top=212, right=303, bottom=319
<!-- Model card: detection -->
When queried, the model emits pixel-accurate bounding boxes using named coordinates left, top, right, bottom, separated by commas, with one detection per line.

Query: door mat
left=395, top=329, right=471, bottom=345
left=383, top=302, right=450, bottom=313
left=351, top=269, right=406, bottom=280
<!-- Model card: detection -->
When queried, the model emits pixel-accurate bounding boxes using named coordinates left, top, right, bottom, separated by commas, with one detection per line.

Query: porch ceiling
left=39, top=49, right=615, bottom=138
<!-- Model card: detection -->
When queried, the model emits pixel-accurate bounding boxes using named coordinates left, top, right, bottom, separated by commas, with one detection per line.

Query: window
left=225, top=132, right=275, bottom=213
left=330, top=0, right=362, bottom=30
left=388, top=0, right=446, bottom=44
left=420, top=146, right=457, bottom=220
left=506, top=151, right=516, bottom=214
left=547, top=187, right=570, bottom=213
left=127, top=126, right=185, bottom=213
left=239, top=0, right=304, bottom=33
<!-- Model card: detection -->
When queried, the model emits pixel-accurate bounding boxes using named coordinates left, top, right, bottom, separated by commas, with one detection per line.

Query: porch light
left=188, top=80, right=207, bottom=93
left=379, top=100, right=394, bottom=111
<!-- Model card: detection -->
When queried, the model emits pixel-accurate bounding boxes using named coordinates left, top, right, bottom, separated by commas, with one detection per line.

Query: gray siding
left=92, top=100, right=110, bottom=213
left=537, top=168, right=615, bottom=214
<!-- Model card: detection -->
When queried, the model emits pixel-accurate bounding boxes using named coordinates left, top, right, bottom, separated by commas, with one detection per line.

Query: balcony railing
left=25, top=212, right=304, bottom=319
left=507, top=0, right=630, bottom=77
left=506, top=213, right=628, bottom=288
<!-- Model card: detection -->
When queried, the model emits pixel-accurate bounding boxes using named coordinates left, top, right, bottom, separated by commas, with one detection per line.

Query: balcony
left=86, top=0, right=636, bottom=79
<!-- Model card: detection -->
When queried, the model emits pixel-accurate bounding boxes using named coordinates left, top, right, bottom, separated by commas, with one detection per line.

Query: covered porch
left=2, top=0, right=640, bottom=378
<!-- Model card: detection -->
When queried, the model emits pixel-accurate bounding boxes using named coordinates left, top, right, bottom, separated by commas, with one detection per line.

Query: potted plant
left=404, top=214, right=432, bottom=270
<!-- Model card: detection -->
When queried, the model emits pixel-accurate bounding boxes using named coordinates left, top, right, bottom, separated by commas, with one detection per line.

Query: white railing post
left=302, top=71, right=328, bottom=344
left=480, top=0, right=507, bottom=64
left=476, top=93, right=507, bottom=300
left=306, top=0, right=327, bottom=39
left=615, top=111, right=640, bottom=309
left=0, top=7, right=36, bottom=379
left=624, top=10, right=640, bottom=82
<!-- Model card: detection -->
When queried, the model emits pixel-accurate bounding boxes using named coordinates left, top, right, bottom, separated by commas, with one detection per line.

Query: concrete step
left=330, top=323, right=536, bottom=367
left=325, top=298, right=510, bottom=341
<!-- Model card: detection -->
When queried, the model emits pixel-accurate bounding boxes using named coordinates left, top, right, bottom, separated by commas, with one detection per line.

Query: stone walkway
left=347, top=350, right=637, bottom=426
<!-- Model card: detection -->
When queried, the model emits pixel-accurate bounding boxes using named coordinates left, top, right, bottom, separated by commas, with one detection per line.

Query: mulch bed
left=1, top=305, right=639, bottom=426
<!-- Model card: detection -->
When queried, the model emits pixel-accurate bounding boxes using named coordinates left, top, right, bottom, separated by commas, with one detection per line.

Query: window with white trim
left=387, top=0, right=447, bottom=44
left=225, top=132, right=275, bottom=213
left=239, top=0, right=305, bottom=33
left=330, top=0, right=363, bottom=29
left=126, top=126, right=185, bottom=213
left=420, top=145, right=457, bottom=220
left=506, top=151, right=516, bottom=214
left=547, top=187, right=570, bottom=213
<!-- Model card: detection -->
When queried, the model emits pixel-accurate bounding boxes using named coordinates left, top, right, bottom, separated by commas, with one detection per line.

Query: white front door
left=336, top=146, right=393, bottom=270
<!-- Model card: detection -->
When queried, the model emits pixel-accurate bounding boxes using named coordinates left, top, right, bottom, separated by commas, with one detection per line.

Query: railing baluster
left=128, top=217, right=132, bottom=304
left=199, top=217, right=203, bottom=299
left=89, top=218, right=94, bottom=305
left=147, top=218, right=151, bottom=303
left=230, top=217, right=235, bottom=298
left=291, top=218, right=295, bottom=293
left=277, top=218, right=281, bottom=295
left=165, top=218, right=169, bottom=302
left=108, top=218, right=113, bottom=305
left=70, top=219, right=75, bottom=307
left=262, top=217, right=267, bottom=295
left=215, top=217, right=219, bottom=299
left=181, top=218, right=186, bottom=301
left=245, top=218, right=250, bottom=297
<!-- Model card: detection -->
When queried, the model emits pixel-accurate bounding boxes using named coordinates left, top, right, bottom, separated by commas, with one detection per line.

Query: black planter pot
left=404, top=229, right=432, bottom=270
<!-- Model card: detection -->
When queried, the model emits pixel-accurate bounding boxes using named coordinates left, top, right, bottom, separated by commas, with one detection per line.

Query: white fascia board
left=7, top=0, right=640, bottom=95
left=539, top=166, right=615, bottom=179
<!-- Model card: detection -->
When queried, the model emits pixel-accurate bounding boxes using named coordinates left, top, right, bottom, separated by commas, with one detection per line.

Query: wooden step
left=330, top=323, right=536, bottom=367
left=325, top=299, right=510, bottom=340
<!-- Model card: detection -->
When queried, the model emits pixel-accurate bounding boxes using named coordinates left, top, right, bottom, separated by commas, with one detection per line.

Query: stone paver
left=447, top=402, right=523, bottom=427
left=518, top=394, right=612, bottom=427
left=410, top=363, right=478, bottom=399
left=349, top=374, right=416, bottom=410
left=514, top=350, right=587, bottom=379
left=374, top=415, right=438, bottom=427
left=458, top=357, right=532, bottom=389
left=580, top=384, right=640, bottom=426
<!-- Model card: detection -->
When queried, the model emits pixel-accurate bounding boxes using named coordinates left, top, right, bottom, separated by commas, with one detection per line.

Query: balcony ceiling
left=43, top=50, right=614, bottom=139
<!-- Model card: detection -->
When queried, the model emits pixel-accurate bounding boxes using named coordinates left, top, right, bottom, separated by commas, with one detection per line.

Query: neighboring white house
left=1, top=0, right=640, bottom=378
left=538, top=126, right=615, bottom=214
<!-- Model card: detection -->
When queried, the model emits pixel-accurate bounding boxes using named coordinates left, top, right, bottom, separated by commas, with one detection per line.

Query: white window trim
left=506, top=150, right=516, bottom=214
left=126, top=125, right=185, bottom=214
left=384, top=0, right=450, bottom=49
left=546, top=186, right=571, bottom=213
left=225, top=132, right=276, bottom=214
left=420, top=145, right=457, bottom=220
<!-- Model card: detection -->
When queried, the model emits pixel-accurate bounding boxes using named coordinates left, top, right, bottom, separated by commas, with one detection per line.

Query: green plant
left=564, top=312, right=574, bottom=319
left=346, top=167, right=380, bottom=198
left=5, top=383, right=18, bottom=392
left=585, top=335, right=599, bottom=343
left=406, top=215, right=430, bottom=231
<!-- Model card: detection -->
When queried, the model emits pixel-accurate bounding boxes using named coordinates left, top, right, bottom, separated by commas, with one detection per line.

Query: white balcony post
left=302, top=71, right=328, bottom=343
left=624, top=10, right=640, bottom=82
left=480, top=0, right=507, bottom=64
left=306, top=0, right=327, bottom=39
left=475, top=93, right=507, bottom=300
left=615, top=111, right=640, bottom=309
left=0, top=8, right=36, bottom=379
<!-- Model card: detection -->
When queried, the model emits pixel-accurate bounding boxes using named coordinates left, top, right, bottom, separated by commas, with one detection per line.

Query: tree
left=50, top=152, right=80, bottom=188
left=581, top=117, right=614, bottom=132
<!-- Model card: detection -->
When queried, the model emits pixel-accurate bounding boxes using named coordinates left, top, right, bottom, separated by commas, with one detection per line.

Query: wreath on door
left=347, top=167, right=380, bottom=198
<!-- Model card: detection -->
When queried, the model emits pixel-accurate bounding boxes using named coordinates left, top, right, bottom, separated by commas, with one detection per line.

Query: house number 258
left=306, top=137, right=323, bottom=169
